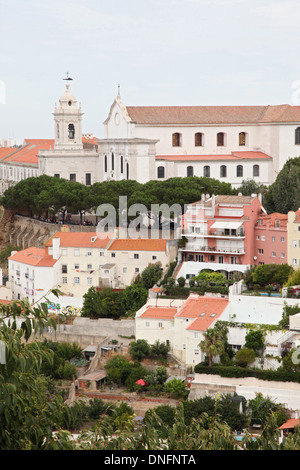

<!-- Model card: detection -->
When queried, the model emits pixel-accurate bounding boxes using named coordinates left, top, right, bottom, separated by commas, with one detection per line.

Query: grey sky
left=0, top=0, right=299, bottom=141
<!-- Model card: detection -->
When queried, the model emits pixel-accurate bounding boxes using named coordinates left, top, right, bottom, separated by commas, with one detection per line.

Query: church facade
left=2, top=82, right=300, bottom=192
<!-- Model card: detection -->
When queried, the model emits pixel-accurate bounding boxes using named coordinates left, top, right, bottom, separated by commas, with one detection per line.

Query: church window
left=85, top=173, right=91, bottom=185
left=70, top=174, right=76, bottom=182
left=57, top=123, right=60, bottom=139
left=126, top=163, right=129, bottom=180
left=120, top=156, right=124, bottom=174
left=295, top=127, right=300, bottom=145
left=195, top=133, right=203, bottom=147
left=187, top=166, right=194, bottom=177
left=220, top=165, right=227, bottom=177
left=68, top=124, right=75, bottom=139
left=253, top=164, right=259, bottom=177
left=104, top=155, right=107, bottom=173
left=203, top=166, right=210, bottom=177
left=157, top=166, right=165, bottom=179
left=239, top=132, right=246, bottom=146
left=217, top=132, right=225, bottom=146
left=172, top=132, right=181, bottom=147
left=111, top=153, right=114, bottom=171
left=54, top=174, right=60, bottom=178
left=237, top=165, right=243, bottom=177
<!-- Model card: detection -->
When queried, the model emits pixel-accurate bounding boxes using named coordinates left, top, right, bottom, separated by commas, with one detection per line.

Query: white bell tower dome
left=53, top=79, right=83, bottom=150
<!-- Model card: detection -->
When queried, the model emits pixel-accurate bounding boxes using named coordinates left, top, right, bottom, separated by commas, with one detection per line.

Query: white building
left=135, top=293, right=230, bottom=367
left=8, top=231, right=178, bottom=301
left=100, top=95, right=300, bottom=187
left=8, top=246, right=61, bottom=303
left=3, top=84, right=300, bottom=192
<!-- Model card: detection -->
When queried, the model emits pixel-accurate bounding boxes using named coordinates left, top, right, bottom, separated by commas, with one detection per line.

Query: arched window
left=187, top=166, right=194, bottom=177
left=120, top=156, right=123, bottom=174
left=239, top=132, right=246, bottom=146
left=68, top=124, right=75, bottom=139
left=237, top=165, right=243, bottom=177
left=111, top=153, right=114, bottom=171
left=157, top=166, right=165, bottom=179
left=203, top=166, right=210, bottom=177
left=295, top=127, right=300, bottom=145
left=104, top=155, right=107, bottom=173
left=126, top=163, right=129, bottom=180
left=217, top=132, right=225, bottom=146
left=195, top=132, right=203, bottom=147
left=172, top=132, right=181, bottom=147
left=220, top=165, right=227, bottom=178
left=253, top=164, right=259, bottom=177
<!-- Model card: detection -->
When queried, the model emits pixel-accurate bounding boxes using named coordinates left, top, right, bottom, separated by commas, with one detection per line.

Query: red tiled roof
left=156, top=151, right=271, bottom=162
left=126, top=104, right=300, bottom=125
left=108, top=238, right=168, bottom=252
left=8, top=247, right=58, bottom=267
left=45, top=232, right=111, bottom=249
left=139, top=306, right=177, bottom=320
left=176, top=295, right=229, bottom=331
left=279, top=418, right=300, bottom=430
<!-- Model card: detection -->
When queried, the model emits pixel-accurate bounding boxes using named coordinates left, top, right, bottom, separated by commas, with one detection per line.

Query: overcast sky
left=1, top=0, right=300, bottom=142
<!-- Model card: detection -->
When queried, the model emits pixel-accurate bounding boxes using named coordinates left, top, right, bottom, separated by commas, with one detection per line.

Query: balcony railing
left=184, top=230, right=245, bottom=239
left=182, top=244, right=245, bottom=254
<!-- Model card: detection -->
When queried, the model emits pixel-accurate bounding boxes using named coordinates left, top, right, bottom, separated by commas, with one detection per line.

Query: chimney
left=52, top=237, right=60, bottom=260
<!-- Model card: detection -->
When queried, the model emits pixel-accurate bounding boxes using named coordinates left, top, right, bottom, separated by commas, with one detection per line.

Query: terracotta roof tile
left=8, top=247, right=58, bottom=267
left=279, top=418, right=300, bottom=430
left=108, top=239, right=168, bottom=251
left=126, top=104, right=300, bottom=125
left=176, top=295, right=229, bottom=331
left=45, top=232, right=111, bottom=249
left=139, top=306, right=177, bottom=319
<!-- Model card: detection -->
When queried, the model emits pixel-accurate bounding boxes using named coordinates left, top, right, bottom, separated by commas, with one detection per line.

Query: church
left=2, top=81, right=300, bottom=191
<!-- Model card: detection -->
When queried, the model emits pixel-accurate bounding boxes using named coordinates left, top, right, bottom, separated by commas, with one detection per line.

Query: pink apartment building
left=254, top=212, right=288, bottom=265
left=178, top=194, right=265, bottom=280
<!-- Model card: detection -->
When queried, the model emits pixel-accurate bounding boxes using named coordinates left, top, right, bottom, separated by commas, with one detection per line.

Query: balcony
left=184, top=229, right=245, bottom=239
left=181, top=244, right=245, bottom=255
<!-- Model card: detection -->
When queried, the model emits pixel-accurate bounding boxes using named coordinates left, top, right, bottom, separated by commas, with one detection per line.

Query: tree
left=139, top=263, right=163, bottom=289
left=0, top=293, right=76, bottom=450
left=81, top=287, right=126, bottom=319
left=128, top=339, right=151, bottom=361
left=265, top=157, right=300, bottom=213
left=122, top=284, right=148, bottom=315
left=199, top=327, right=225, bottom=366
left=235, top=347, right=256, bottom=367
left=245, top=329, right=265, bottom=355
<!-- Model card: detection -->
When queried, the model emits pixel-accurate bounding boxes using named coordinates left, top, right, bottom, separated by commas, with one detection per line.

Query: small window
left=172, top=132, right=181, bottom=147
left=111, top=152, right=114, bottom=171
left=135, top=267, right=139, bottom=273
left=68, top=123, right=75, bottom=139
left=87, top=277, right=93, bottom=285
left=85, top=173, right=91, bottom=186
left=195, top=132, right=203, bottom=147
left=217, top=132, right=225, bottom=146
left=157, top=166, right=165, bottom=179
left=74, top=248, right=80, bottom=256
left=134, top=253, right=139, bottom=259
left=295, top=127, right=300, bottom=145
left=120, top=155, right=124, bottom=174
left=203, top=165, right=210, bottom=177
left=62, top=265, right=68, bottom=274
left=69, top=173, right=76, bottom=182
left=104, top=155, right=108, bottom=173
left=111, top=253, right=116, bottom=258
left=237, top=165, right=243, bottom=177
left=74, top=277, right=80, bottom=284
left=54, top=173, right=60, bottom=178
left=253, top=164, right=259, bottom=177
left=239, top=132, right=246, bottom=146
left=220, top=165, right=227, bottom=178
left=187, top=166, right=194, bottom=177
left=62, top=277, right=67, bottom=284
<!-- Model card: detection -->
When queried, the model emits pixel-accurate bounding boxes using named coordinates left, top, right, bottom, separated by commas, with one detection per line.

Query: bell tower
left=53, top=79, right=83, bottom=150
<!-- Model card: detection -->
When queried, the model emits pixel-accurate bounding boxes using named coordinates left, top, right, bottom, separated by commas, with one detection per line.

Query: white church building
left=2, top=81, right=300, bottom=191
